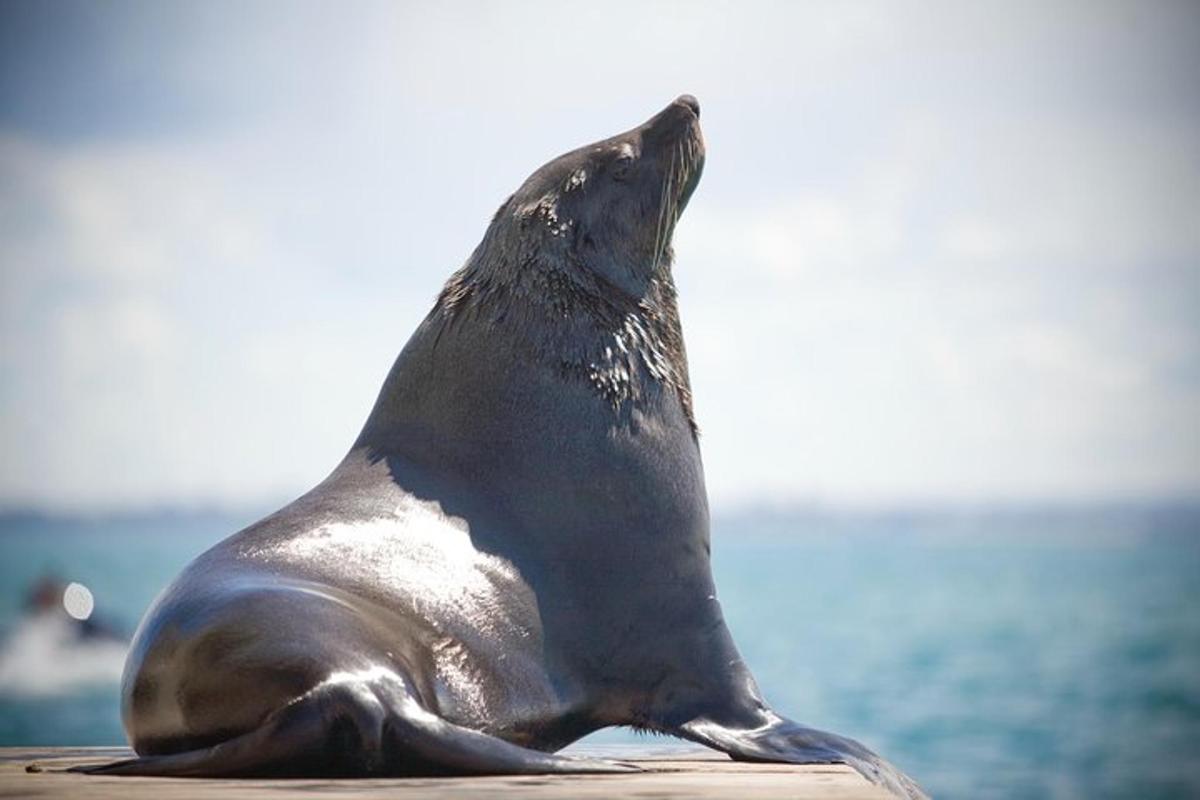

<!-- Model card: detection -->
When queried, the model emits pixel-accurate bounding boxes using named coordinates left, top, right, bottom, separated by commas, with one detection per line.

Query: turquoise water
left=1, top=507, right=1198, bottom=798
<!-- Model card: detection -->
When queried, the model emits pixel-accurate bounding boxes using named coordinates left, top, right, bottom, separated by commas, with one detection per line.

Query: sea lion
left=82, top=96, right=925, bottom=798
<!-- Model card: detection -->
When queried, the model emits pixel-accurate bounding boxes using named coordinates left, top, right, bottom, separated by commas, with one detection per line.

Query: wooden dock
left=2, top=745, right=890, bottom=798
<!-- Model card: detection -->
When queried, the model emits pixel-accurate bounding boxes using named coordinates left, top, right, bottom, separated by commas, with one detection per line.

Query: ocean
left=1, top=505, right=1197, bottom=799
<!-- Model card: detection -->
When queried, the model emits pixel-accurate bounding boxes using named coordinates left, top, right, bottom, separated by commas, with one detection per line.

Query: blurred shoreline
left=3, top=497, right=1198, bottom=537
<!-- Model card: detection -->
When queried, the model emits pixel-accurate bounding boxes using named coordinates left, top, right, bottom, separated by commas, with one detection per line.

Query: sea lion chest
left=362, top=313, right=715, bottom=683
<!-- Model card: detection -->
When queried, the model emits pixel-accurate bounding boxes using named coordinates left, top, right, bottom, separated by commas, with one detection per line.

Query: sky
left=1, top=1, right=1197, bottom=511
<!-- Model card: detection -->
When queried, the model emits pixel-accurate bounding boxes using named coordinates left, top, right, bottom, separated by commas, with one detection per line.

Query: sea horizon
left=3, top=494, right=1198, bottom=529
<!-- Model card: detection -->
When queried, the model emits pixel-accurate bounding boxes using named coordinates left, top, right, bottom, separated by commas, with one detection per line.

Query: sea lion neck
left=430, top=233, right=695, bottom=432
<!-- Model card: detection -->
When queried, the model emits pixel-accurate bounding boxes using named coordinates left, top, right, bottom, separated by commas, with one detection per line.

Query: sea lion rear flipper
left=676, top=714, right=927, bottom=800
left=72, top=677, right=638, bottom=777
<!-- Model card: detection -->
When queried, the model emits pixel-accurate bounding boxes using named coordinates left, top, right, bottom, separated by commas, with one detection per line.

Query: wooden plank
left=1, top=746, right=891, bottom=799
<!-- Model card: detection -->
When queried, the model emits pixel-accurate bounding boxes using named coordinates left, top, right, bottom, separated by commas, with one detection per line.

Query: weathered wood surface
left=2, top=745, right=890, bottom=799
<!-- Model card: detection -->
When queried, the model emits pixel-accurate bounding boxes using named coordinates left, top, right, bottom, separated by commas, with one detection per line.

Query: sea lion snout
left=675, top=94, right=700, bottom=118
left=643, top=95, right=703, bottom=143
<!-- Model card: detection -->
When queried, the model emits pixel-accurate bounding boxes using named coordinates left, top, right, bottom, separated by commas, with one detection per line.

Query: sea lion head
left=499, top=95, right=705, bottom=298
left=432, top=97, right=705, bottom=431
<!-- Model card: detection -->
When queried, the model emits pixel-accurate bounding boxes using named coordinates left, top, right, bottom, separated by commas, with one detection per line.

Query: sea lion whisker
left=652, top=146, right=676, bottom=274
left=651, top=174, right=667, bottom=272
left=662, top=159, right=677, bottom=268
left=661, top=145, right=678, bottom=260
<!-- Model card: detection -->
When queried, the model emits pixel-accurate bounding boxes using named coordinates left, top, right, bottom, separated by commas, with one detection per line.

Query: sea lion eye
left=612, top=153, right=634, bottom=181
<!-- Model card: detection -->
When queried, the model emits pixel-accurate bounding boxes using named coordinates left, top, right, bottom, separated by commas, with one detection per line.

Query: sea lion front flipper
left=72, top=676, right=638, bottom=778
left=676, top=714, right=928, bottom=800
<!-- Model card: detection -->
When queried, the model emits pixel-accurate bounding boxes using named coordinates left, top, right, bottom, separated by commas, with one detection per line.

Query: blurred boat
left=0, top=576, right=128, bottom=697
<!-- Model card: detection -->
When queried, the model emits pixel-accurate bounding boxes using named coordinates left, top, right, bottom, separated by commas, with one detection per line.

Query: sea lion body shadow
left=80, top=97, right=926, bottom=799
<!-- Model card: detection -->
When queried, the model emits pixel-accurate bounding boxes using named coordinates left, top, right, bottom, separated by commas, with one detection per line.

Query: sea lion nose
left=675, top=94, right=700, bottom=118
left=643, top=95, right=702, bottom=142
